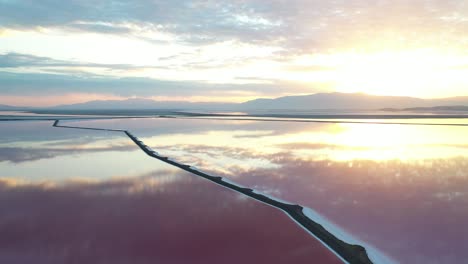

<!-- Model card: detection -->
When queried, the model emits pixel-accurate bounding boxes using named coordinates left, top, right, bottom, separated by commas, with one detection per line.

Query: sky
left=1, top=0, right=468, bottom=106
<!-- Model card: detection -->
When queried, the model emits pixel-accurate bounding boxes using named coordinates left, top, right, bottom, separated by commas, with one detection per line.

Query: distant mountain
left=240, top=93, right=468, bottom=110
left=52, top=98, right=237, bottom=110
left=36, top=93, right=468, bottom=111
left=0, top=104, right=25, bottom=110
left=384, top=105, right=468, bottom=113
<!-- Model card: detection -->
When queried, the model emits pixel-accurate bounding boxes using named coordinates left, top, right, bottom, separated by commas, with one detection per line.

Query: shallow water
left=0, top=120, right=341, bottom=264
left=72, top=117, right=468, bottom=263
left=0, top=121, right=147, bottom=181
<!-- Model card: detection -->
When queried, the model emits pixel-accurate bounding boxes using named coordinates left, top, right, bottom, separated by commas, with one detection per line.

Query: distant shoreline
left=18, top=109, right=468, bottom=119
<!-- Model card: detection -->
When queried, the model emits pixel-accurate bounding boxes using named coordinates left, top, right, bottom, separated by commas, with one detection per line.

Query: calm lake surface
left=0, top=121, right=341, bottom=264
left=72, top=117, right=468, bottom=264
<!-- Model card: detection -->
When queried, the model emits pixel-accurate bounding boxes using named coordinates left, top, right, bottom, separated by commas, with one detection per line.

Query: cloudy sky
left=1, top=0, right=468, bottom=106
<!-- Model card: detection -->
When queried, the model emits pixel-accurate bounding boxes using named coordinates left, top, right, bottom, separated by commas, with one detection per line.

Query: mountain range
left=240, top=93, right=468, bottom=110
left=1, top=93, right=468, bottom=111
left=51, top=98, right=237, bottom=110
left=0, top=104, right=24, bottom=110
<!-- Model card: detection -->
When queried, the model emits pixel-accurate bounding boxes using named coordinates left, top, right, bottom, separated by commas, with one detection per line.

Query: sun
left=332, top=50, right=467, bottom=98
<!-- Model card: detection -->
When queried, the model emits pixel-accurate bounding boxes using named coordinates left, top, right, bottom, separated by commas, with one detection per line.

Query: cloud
left=0, top=0, right=283, bottom=44
left=0, top=53, right=331, bottom=102
left=0, top=52, right=283, bottom=73
left=1, top=1, right=467, bottom=102
left=0, top=52, right=158, bottom=70
left=0, top=70, right=322, bottom=99
left=1, top=0, right=466, bottom=51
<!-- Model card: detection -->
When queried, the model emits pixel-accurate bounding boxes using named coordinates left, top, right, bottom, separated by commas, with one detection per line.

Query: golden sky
left=1, top=0, right=468, bottom=106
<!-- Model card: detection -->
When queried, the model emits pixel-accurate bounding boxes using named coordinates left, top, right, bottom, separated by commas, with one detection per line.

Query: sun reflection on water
left=277, top=123, right=468, bottom=161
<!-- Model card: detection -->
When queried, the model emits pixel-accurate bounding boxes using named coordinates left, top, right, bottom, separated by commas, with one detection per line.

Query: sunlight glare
left=332, top=50, right=468, bottom=98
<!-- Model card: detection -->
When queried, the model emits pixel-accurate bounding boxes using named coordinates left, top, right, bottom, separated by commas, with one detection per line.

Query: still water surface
left=72, top=117, right=468, bottom=263
left=0, top=121, right=341, bottom=264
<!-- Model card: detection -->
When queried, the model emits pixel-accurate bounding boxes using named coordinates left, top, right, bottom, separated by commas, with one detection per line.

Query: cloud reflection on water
left=0, top=121, right=157, bottom=181
left=0, top=145, right=135, bottom=163
left=70, top=118, right=468, bottom=263
left=0, top=171, right=341, bottom=264
left=155, top=143, right=468, bottom=263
